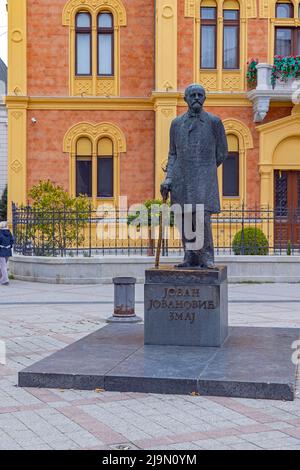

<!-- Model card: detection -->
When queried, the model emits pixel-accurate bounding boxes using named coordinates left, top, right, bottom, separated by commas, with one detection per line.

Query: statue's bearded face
left=185, top=86, right=206, bottom=114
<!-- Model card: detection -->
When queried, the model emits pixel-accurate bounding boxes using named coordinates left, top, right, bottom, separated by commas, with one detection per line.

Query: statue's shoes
left=201, top=262, right=216, bottom=269
left=175, top=262, right=209, bottom=269
left=175, top=262, right=194, bottom=268
left=176, top=251, right=199, bottom=268
left=181, top=260, right=216, bottom=269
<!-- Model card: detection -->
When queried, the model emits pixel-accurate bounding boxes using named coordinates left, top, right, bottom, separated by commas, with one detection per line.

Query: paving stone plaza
left=1, top=281, right=300, bottom=450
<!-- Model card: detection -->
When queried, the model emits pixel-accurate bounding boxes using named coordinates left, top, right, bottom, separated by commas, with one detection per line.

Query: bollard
left=106, top=277, right=142, bottom=323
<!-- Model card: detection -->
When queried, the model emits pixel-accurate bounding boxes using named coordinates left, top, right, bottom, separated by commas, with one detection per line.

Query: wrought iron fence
left=12, top=203, right=300, bottom=257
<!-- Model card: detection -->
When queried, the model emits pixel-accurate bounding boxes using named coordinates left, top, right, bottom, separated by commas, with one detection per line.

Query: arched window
left=64, top=122, right=126, bottom=202
left=75, top=12, right=92, bottom=76
left=76, top=137, right=114, bottom=198
left=63, top=0, right=127, bottom=96
left=98, top=12, right=114, bottom=76
left=97, top=138, right=114, bottom=197
left=200, top=2, right=217, bottom=69
left=76, top=138, right=92, bottom=196
left=223, top=1, right=240, bottom=70
left=223, top=135, right=239, bottom=197
left=275, top=2, right=300, bottom=56
left=276, top=2, right=294, bottom=18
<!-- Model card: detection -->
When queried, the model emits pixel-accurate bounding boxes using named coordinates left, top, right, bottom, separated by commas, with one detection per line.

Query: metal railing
left=12, top=203, right=300, bottom=257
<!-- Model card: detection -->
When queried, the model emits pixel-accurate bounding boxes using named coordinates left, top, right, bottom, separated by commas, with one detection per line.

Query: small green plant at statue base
left=286, top=240, right=292, bottom=256
left=232, top=227, right=269, bottom=255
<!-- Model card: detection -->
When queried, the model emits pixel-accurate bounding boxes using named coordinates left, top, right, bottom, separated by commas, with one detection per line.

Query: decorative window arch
left=62, top=0, right=127, bottom=97
left=185, top=0, right=257, bottom=18
left=62, top=0, right=127, bottom=26
left=63, top=122, right=126, bottom=203
left=219, top=118, right=254, bottom=205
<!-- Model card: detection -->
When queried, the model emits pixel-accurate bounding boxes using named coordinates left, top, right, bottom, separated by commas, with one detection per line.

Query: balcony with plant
left=247, top=55, right=300, bottom=122
left=271, top=55, right=300, bottom=88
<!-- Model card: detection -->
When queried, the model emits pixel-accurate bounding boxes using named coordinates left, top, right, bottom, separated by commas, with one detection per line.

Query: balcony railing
left=247, top=61, right=300, bottom=122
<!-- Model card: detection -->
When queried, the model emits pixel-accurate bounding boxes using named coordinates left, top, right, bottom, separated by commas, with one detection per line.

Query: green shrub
left=232, top=227, right=269, bottom=255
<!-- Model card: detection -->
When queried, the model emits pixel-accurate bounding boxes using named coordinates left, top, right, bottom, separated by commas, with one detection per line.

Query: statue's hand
left=160, top=179, right=172, bottom=201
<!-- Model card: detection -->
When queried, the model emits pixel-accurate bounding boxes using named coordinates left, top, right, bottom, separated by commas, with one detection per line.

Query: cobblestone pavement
left=0, top=281, right=300, bottom=450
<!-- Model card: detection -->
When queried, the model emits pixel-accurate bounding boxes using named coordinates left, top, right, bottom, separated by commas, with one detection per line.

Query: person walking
left=0, top=221, right=14, bottom=286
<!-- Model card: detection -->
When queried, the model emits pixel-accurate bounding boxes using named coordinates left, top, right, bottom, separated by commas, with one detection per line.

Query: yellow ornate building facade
left=5, top=0, right=300, bottom=245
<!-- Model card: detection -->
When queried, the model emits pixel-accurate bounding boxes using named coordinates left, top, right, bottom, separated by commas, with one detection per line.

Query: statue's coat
left=166, top=110, right=228, bottom=213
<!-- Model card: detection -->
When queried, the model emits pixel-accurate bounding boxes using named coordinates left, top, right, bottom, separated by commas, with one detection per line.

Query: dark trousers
left=177, top=211, right=214, bottom=265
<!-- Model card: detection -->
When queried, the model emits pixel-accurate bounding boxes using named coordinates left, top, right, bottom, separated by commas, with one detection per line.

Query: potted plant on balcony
left=271, top=55, right=300, bottom=89
left=246, top=59, right=258, bottom=89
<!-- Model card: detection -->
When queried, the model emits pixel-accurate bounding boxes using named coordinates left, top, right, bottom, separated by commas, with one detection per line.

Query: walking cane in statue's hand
left=155, top=194, right=168, bottom=269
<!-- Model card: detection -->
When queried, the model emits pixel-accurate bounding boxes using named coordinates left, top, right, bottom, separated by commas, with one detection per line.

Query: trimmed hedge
left=232, top=227, right=269, bottom=255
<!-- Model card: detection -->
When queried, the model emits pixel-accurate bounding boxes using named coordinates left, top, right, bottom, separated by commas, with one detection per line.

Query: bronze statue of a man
left=161, top=84, right=228, bottom=269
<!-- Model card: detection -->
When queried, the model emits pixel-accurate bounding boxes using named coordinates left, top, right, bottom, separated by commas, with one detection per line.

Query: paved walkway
left=0, top=281, right=300, bottom=450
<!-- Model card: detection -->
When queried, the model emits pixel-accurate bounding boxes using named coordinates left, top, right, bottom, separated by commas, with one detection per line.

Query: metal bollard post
left=106, top=277, right=142, bottom=323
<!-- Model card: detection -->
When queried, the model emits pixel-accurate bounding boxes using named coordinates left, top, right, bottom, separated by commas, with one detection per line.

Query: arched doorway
left=258, top=106, right=300, bottom=249
left=273, top=136, right=300, bottom=248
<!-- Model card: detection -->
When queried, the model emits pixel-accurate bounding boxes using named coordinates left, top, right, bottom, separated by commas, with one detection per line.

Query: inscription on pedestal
left=144, top=267, right=228, bottom=347
left=148, top=287, right=218, bottom=325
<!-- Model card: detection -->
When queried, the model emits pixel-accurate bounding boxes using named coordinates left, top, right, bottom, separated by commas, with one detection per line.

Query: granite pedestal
left=19, top=323, right=300, bottom=401
left=144, top=266, right=228, bottom=347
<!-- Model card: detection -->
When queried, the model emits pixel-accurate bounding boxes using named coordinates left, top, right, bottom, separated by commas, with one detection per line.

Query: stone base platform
left=19, top=324, right=299, bottom=401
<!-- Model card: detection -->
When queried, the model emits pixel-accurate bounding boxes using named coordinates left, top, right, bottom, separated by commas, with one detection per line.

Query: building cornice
left=4, top=93, right=292, bottom=111
left=5, top=96, right=154, bottom=111
left=179, top=93, right=252, bottom=107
